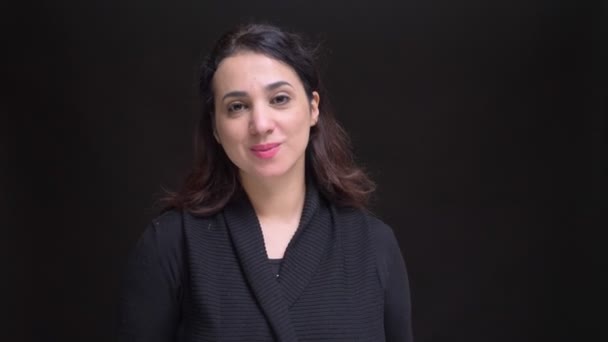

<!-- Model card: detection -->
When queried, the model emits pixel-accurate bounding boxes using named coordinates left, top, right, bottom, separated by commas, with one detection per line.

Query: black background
left=3, top=0, right=605, bottom=341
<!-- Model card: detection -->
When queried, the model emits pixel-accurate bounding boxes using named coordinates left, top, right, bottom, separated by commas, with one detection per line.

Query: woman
left=118, top=23, right=413, bottom=341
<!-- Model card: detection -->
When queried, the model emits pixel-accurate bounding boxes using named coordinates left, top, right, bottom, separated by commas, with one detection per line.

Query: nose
left=249, top=104, right=275, bottom=135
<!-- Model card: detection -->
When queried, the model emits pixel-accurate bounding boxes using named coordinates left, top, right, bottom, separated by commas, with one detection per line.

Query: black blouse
left=118, top=187, right=413, bottom=341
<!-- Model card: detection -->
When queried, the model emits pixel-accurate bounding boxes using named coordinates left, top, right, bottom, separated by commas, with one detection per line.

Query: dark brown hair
left=163, top=23, right=375, bottom=216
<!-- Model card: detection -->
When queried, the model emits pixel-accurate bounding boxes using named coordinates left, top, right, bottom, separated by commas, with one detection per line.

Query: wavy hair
left=163, top=23, right=375, bottom=216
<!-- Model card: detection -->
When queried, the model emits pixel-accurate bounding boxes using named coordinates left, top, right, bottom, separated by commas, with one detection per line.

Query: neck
left=240, top=173, right=306, bottom=222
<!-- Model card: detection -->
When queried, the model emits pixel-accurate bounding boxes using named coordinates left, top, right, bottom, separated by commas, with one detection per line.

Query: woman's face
left=212, top=52, right=319, bottom=183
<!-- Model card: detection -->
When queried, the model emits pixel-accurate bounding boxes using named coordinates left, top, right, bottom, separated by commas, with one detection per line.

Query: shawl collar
left=222, top=184, right=331, bottom=342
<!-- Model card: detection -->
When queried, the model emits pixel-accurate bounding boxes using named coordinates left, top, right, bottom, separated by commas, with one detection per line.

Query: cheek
left=216, top=121, right=242, bottom=144
left=291, top=111, right=314, bottom=136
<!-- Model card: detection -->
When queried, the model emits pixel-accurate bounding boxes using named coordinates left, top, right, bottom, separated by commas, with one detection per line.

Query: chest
left=259, top=220, right=299, bottom=259
left=181, top=225, right=385, bottom=341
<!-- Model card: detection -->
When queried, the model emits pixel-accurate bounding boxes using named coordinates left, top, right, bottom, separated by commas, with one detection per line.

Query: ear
left=213, top=130, right=221, bottom=144
left=211, top=114, right=221, bottom=144
left=310, top=91, right=320, bottom=126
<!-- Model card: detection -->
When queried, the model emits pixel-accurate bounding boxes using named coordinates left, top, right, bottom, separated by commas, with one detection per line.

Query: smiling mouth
left=251, top=143, right=281, bottom=151
left=250, top=143, right=281, bottom=159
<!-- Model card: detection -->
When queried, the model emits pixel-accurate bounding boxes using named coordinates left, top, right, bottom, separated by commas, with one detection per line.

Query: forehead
left=212, top=52, right=303, bottom=94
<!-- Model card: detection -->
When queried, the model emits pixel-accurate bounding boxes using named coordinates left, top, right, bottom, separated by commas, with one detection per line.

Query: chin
left=247, top=164, right=296, bottom=180
left=253, top=168, right=290, bottom=179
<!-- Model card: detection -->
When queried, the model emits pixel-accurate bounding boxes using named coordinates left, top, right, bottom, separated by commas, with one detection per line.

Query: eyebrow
left=221, top=81, right=293, bottom=101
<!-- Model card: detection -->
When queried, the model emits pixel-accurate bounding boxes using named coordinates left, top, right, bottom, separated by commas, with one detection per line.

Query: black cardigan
left=117, top=186, right=413, bottom=341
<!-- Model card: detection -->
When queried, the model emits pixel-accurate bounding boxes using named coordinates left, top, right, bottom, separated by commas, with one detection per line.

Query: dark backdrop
left=3, top=0, right=605, bottom=341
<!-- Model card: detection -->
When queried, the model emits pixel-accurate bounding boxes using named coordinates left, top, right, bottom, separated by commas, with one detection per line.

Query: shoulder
left=364, top=212, right=401, bottom=252
left=145, top=209, right=185, bottom=250
left=363, top=212, right=406, bottom=288
left=143, top=208, right=219, bottom=255
left=331, top=206, right=399, bottom=249
left=125, top=210, right=189, bottom=289
left=151, top=209, right=185, bottom=230
left=150, top=209, right=183, bottom=232
left=129, top=209, right=185, bottom=268
left=145, top=208, right=216, bottom=241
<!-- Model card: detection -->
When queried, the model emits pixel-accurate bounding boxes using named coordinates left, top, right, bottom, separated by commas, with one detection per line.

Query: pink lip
left=250, top=143, right=281, bottom=159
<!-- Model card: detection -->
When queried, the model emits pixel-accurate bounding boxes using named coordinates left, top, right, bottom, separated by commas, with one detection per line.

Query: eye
left=271, top=94, right=290, bottom=106
left=227, top=102, right=247, bottom=113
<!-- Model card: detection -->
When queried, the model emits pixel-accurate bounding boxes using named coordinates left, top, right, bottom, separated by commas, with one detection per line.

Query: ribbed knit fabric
left=117, top=185, right=413, bottom=341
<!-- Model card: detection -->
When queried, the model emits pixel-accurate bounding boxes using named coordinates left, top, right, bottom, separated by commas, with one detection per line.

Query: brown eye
left=228, top=102, right=247, bottom=113
left=271, top=95, right=290, bottom=105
